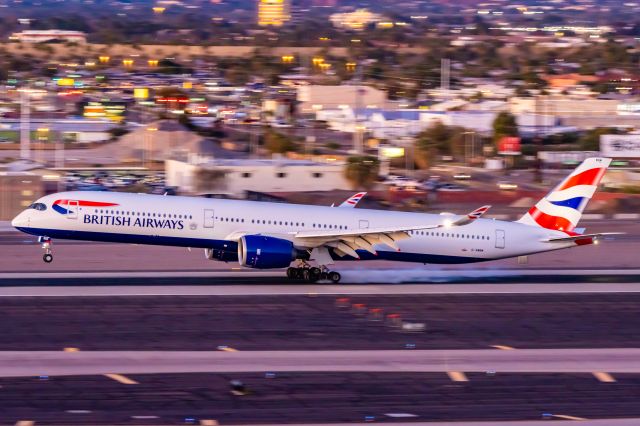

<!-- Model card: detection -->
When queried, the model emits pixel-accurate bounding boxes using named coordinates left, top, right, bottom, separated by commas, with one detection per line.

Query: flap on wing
left=295, top=223, right=441, bottom=239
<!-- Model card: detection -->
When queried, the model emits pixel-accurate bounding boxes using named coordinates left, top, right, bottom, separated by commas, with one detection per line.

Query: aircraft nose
left=11, top=211, right=28, bottom=228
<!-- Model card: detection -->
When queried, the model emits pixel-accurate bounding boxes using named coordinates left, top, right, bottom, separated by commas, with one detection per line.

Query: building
left=0, top=119, right=115, bottom=144
left=258, top=0, right=291, bottom=26
left=0, top=171, right=43, bottom=221
left=166, top=158, right=349, bottom=195
left=8, top=30, right=86, bottom=43
left=297, top=85, right=388, bottom=114
left=509, top=96, right=620, bottom=117
left=329, top=9, right=385, bottom=30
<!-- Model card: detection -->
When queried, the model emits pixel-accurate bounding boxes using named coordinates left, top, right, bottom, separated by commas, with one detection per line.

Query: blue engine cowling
left=205, top=248, right=238, bottom=262
left=238, top=235, right=295, bottom=269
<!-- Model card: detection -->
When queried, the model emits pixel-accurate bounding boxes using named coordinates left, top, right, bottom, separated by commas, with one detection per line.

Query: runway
left=1, top=224, right=638, bottom=426
left=0, top=293, right=638, bottom=350
left=1, top=292, right=639, bottom=425
left=3, top=268, right=640, bottom=288
left=2, top=370, right=640, bottom=425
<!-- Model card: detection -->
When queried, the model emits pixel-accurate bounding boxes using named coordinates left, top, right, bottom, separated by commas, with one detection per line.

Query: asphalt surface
left=2, top=372, right=640, bottom=425
left=1, top=294, right=639, bottom=350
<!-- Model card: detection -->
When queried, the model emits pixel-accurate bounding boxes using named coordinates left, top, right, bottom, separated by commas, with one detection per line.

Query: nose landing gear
left=38, top=236, right=53, bottom=263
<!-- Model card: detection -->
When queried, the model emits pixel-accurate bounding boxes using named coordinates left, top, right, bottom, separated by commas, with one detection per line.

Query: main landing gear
left=38, top=236, right=53, bottom=263
left=286, top=263, right=341, bottom=283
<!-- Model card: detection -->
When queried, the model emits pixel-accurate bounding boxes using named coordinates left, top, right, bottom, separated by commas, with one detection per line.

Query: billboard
left=600, top=134, right=640, bottom=158
left=498, top=136, right=521, bottom=155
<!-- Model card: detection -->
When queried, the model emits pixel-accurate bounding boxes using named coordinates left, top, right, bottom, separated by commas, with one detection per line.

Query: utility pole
left=353, top=61, right=364, bottom=154
left=20, top=89, right=30, bottom=161
left=440, top=58, right=451, bottom=97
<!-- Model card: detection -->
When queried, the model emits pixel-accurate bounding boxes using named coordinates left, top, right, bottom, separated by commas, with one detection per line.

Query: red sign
left=498, top=136, right=521, bottom=155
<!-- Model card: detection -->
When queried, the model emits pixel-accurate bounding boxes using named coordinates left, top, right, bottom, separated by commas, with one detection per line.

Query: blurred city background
left=1, top=0, right=640, bottom=224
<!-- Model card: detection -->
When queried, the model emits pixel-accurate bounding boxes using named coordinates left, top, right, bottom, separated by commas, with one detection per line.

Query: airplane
left=11, top=157, right=619, bottom=283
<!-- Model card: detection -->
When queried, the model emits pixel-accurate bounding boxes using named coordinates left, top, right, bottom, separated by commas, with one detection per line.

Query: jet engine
left=238, top=235, right=296, bottom=269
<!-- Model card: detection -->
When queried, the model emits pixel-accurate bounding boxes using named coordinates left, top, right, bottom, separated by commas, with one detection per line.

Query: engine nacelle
left=205, top=248, right=238, bottom=262
left=238, top=235, right=295, bottom=269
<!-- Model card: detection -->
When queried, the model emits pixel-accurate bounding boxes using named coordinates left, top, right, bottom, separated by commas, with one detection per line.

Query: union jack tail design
left=338, top=192, right=367, bottom=208
left=516, top=157, right=611, bottom=232
left=468, top=205, right=491, bottom=220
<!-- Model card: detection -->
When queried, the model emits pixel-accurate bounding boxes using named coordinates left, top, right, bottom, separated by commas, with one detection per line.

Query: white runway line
left=186, top=419, right=640, bottom=426
left=1, top=348, right=640, bottom=377
left=3, top=282, right=640, bottom=297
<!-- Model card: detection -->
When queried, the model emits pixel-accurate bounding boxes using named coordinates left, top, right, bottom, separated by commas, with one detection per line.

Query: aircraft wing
left=293, top=205, right=495, bottom=257
left=294, top=225, right=438, bottom=257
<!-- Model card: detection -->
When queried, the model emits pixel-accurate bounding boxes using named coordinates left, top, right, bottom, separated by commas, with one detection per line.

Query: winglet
left=337, top=192, right=367, bottom=208
left=450, top=205, right=491, bottom=226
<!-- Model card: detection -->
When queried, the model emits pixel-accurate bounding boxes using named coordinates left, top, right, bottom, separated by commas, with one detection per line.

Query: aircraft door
left=67, top=200, right=79, bottom=219
left=359, top=220, right=369, bottom=229
left=495, top=229, right=505, bottom=249
left=203, top=209, right=215, bottom=228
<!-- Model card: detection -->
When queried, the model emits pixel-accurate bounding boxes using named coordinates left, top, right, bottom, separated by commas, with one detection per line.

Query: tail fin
left=516, top=157, right=611, bottom=232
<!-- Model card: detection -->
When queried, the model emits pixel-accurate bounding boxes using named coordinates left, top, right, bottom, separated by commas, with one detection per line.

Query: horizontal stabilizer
left=543, top=232, right=624, bottom=243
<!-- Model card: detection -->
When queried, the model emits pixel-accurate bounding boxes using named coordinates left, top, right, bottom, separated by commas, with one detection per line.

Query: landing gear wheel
left=320, top=271, right=328, bottom=281
left=303, top=268, right=319, bottom=283
left=286, top=267, right=297, bottom=279
left=329, top=271, right=341, bottom=283
left=43, top=253, right=53, bottom=263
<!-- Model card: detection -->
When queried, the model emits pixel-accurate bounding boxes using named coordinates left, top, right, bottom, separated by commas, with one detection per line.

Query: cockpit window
left=29, top=203, right=47, bottom=211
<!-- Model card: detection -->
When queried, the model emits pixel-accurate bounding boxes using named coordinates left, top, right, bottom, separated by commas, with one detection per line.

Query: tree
left=414, top=121, right=468, bottom=168
left=263, top=129, right=297, bottom=154
left=493, top=111, right=518, bottom=147
left=344, top=156, right=380, bottom=190
left=579, top=128, right=621, bottom=151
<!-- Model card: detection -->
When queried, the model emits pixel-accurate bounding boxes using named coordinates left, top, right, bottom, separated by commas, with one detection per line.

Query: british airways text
left=83, top=214, right=184, bottom=230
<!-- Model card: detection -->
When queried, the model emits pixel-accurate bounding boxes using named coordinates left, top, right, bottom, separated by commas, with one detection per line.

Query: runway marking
left=553, top=414, right=588, bottom=421
left=63, top=347, right=79, bottom=352
left=131, top=416, right=159, bottom=420
left=593, top=372, right=616, bottom=382
left=65, top=410, right=91, bottom=414
left=447, top=371, right=469, bottom=382
left=217, top=345, right=237, bottom=352
left=8, top=281, right=640, bottom=298
left=104, top=373, right=139, bottom=385
left=385, top=413, right=418, bottom=418
left=15, top=421, right=34, bottom=426
left=200, top=420, right=219, bottom=426
left=491, top=345, right=515, bottom=350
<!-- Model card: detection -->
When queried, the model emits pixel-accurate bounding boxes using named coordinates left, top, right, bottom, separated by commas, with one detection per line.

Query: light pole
left=463, top=131, right=476, bottom=165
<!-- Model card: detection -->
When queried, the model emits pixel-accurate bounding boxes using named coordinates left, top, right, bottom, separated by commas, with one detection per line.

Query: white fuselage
left=12, top=191, right=576, bottom=265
